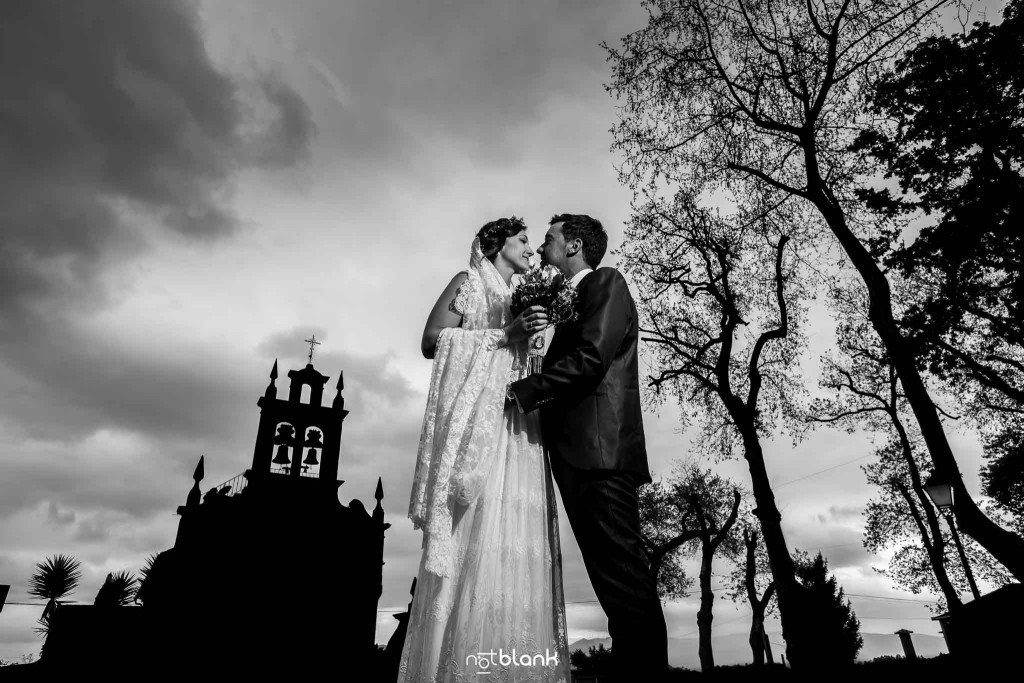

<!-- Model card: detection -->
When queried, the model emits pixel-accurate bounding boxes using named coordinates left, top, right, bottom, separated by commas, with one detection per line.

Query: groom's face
left=538, top=222, right=570, bottom=275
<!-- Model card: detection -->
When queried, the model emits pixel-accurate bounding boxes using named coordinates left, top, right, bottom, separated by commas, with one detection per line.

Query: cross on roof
left=304, top=335, right=321, bottom=364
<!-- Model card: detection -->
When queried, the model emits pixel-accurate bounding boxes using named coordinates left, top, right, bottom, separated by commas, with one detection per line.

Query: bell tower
left=155, top=336, right=388, bottom=673
left=248, top=352, right=349, bottom=487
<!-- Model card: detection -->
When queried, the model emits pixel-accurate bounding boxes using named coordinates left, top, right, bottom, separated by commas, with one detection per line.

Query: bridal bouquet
left=511, top=264, right=578, bottom=374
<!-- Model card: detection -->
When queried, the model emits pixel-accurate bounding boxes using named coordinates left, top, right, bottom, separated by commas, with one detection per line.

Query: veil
left=407, top=237, right=517, bottom=578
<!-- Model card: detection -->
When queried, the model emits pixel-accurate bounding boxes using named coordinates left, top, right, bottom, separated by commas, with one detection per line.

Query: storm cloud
left=0, top=0, right=315, bottom=320
left=0, top=0, right=318, bottom=632
left=0, top=0, right=317, bottom=439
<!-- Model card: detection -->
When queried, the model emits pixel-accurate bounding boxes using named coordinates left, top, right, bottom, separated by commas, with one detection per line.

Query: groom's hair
left=550, top=214, right=607, bottom=268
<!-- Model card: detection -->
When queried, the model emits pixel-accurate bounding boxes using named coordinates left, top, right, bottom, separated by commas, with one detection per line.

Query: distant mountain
left=567, top=637, right=612, bottom=654
left=569, top=631, right=946, bottom=670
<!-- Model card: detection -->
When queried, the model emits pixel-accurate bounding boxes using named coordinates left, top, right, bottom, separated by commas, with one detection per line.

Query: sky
left=0, top=0, right=1009, bottom=665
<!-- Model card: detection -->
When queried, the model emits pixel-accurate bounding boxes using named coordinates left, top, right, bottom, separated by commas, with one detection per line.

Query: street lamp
left=922, top=472, right=981, bottom=600
left=923, top=474, right=954, bottom=513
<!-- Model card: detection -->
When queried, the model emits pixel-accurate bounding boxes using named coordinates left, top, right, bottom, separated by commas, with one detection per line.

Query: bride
left=399, top=217, right=571, bottom=683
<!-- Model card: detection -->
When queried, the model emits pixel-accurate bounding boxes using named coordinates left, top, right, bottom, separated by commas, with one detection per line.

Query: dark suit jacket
left=511, top=267, right=650, bottom=484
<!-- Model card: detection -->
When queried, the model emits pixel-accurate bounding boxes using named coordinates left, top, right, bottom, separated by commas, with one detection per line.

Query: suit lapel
left=546, top=270, right=595, bottom=365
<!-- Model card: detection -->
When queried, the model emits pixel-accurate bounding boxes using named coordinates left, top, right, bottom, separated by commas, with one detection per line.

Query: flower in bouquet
left=511, top=263, right=579, bottom=373
left=511, top=263, right=579, bottom=324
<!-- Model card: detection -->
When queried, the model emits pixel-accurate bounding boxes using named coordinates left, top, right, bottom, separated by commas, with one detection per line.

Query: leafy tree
left=684, top=465, right=742, bottom=671
left=864, top=438, right=1013, bottom=607
left=854, top=0, right=1023, bottom=405
left=981, top=430, right=1024, bottom=534
left=638, top=474, right=698, bottom=600
left=620, top=190, right=815, bottom=664
left=727, top=524, right=777, bottom=665
left=812, top=284, right=1013, bottom=604
left=640, top=462, right=744, bottom=671
left=28, top=554, right=82, bottom=636
left=810, top=284, right=964, bottom=607
left=608, top=0, right=1024, bottom=581
left=793, top=551, right=863, bottom=666
left=94, top=571, right=138, bottom=607
left=854, top=0, right=1024, bottom=543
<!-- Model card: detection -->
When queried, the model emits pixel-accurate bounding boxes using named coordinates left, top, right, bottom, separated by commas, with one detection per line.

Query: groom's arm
left=510, top=269, right=633, bottom=412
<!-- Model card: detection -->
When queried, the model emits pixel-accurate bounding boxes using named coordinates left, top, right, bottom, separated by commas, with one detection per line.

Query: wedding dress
left=399, top=239, right=570, bottom=683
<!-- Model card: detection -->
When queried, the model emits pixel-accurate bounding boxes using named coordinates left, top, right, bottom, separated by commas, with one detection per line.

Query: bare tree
left=608, top=0, right=1024, bottom=578
left=620, top=190, right=817, bottom=665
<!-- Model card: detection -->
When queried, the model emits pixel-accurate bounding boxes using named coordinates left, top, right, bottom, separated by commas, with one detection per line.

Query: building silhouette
left=129, top=359, right=389, bottom=674
left=23, top=358, right=391, bottom=677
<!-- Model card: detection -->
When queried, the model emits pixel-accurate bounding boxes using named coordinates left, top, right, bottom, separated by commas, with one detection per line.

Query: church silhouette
left=33, top=354, right=391, bottom=678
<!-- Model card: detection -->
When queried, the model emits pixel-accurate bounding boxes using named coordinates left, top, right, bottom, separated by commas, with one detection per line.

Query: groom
left=508, top=214, right=669, bottom=682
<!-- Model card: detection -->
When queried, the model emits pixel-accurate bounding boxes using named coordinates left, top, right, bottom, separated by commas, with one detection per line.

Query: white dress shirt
left=570, top=268, right=593, bottom=288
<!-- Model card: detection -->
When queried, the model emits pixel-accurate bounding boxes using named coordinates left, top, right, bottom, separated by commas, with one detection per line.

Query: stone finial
left=265, top=359, right=279, bottom=398
left=185, top=455, right=205, bottom=509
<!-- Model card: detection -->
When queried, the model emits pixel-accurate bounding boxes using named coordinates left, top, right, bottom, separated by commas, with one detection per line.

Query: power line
left=773, top=454, right=873, bottom=489
left=378, top=587, right=741, bottom=613
left=10, top=590, right=928, bottom=615
left=10, top=590, right=936, bottom=615
left=845, top=593, right=936, bottom=604
left=670, top=612, right=751, bottom=640
left=376, top=588, right=937, bottom=613
left=857, top=615, right=940, bottom=620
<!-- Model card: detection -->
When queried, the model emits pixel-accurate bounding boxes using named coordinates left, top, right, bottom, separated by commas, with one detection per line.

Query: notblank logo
left=467, top=648, right=560, bottom=674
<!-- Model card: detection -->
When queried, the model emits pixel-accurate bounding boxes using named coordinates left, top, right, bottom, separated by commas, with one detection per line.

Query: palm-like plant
left=28, top=554, right=82, bottom=635
left=135, top=553, right=162, bottom=606
left=94, top=570, right=138, bottom=607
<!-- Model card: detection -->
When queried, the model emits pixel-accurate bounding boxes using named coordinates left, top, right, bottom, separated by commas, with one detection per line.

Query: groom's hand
left=504, top=385, right=524, bottom=413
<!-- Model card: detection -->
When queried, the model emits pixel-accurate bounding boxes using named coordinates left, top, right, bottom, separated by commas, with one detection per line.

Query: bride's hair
left=477, top=216, right=527, bottom=260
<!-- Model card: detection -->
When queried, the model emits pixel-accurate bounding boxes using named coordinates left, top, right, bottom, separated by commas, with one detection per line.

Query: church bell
left=303, top=448, right=319, bottom=466
left=272, top=444, right=291, bottom=465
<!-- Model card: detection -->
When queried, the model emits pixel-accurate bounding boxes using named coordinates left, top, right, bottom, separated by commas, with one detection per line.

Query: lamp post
left=923, top=473, right=982, bottom=600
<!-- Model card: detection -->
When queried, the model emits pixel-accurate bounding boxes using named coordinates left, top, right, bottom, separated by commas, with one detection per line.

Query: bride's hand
left=503, top=306, right=548, bottom=346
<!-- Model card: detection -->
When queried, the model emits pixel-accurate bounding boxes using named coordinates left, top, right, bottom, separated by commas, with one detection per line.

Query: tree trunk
left=803, top=164, right=1024, bottom=581
left=749, top=608, right=766, bottom=665
left=893, top=421, right=966, bottom=608
left=763, top=626, right=774, bottom=664
left=896, top=482, right=964, bottom=609
left=743, top=529, right=775, bottom=666
left=923, top=515, right=965, bottom=607
left=697, top=545, right=715, bottom=671
left=736, top=427, right=807, bottom=668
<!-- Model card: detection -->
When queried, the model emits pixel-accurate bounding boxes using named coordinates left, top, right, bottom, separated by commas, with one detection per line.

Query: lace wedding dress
left=399, top=240, right=570, bottom=683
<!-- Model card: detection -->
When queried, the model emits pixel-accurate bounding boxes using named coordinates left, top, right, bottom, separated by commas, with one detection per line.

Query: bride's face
left=495, top=230, right=534, bottom=274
